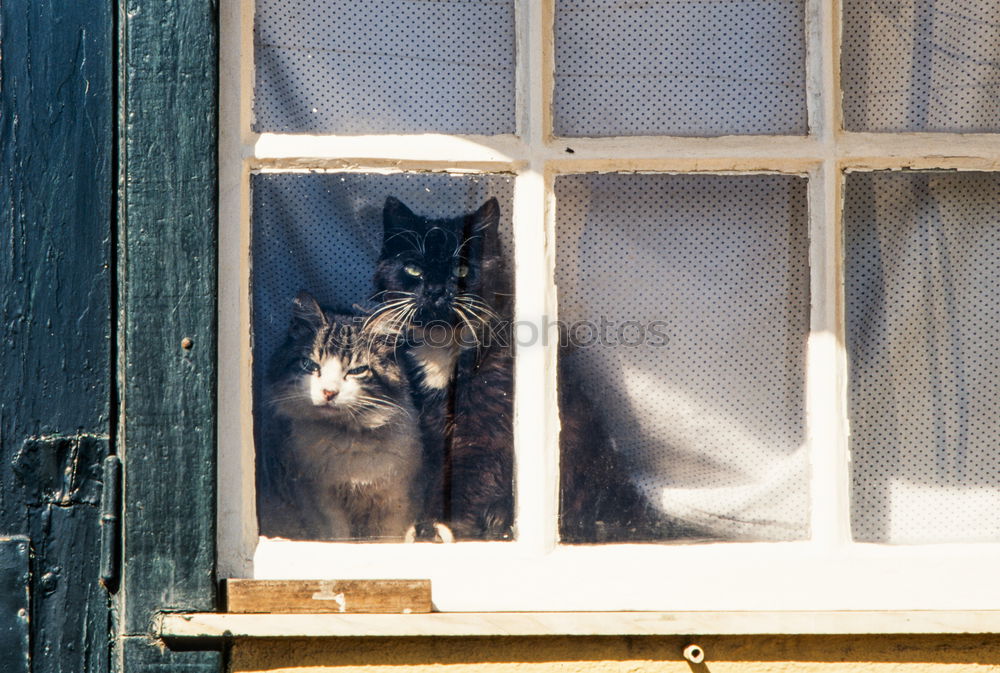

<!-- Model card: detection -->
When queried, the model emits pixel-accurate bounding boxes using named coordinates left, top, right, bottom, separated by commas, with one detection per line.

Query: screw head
left=39, top=572, right=58, bottom=594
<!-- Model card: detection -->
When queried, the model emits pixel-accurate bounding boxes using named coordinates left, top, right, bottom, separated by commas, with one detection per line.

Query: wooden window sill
left=156, top=610, right=1000, bottom=639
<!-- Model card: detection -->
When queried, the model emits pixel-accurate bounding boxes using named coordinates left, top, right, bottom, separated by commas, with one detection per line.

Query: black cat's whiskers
left=451, top=304, right=482, bottom=353
left=363, top=301, right=416, bottom=357
left=365, top=289, right=499, bottom=357
left=370, top=289, right=417, bottom=301
left=454, top=296, right=501, bottom=333
left=455, top=294, right=500, bottom=320
left=386, top=304, right=419, bottom=368
left=383, top=230, right=426, bottom=255
left=453, top=234, right=482, bottom=258
left=364, top=296, right=415, bottom=331
left=363, top=300, right=416, bottom=361
left=362, top=299, right=417, bottom=363
left=365, top=306, right=409, bottom=334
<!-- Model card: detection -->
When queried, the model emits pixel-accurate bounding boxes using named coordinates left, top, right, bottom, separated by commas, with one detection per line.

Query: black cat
left=372, top=197, right=513, bottom=539
left=372, top=196, right=673, bottom=542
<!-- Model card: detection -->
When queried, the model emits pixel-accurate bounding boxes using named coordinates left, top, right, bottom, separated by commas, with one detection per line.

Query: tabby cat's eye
left=403, top=264, right=423, bottom=278
left=346, top=365, right=371, bottom=377
left=453, top=265, right=470, bottom=278
left=299, top=358, right=320, bottom=374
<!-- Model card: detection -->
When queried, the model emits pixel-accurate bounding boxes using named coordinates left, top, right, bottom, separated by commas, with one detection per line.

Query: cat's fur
left=259, top=292, right=422, bottom=541
left=372, top=197, right=514, bottom=539
left=373, top=197, right=669, bottom=542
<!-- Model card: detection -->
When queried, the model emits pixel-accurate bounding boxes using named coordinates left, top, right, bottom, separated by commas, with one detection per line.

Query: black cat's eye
left=346, top=365, right=371, bottom=377
left=298, top=358, right=320, bottom=374
left=403, top=264, right=423, bottom=278
left=453, top=265, right=470, bottom=278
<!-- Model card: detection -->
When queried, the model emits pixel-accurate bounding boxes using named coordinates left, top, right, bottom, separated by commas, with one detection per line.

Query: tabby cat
left=259, top=291, right=422, bottom=541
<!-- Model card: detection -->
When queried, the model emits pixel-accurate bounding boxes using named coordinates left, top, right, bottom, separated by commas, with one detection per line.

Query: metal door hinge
left=100, top=455, right=122, bottom=591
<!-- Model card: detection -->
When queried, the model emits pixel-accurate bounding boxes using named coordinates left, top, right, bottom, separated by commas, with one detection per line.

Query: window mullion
left=511, top=169, right=558, bottom=553
left=807, top=161, right=852, bottom=548
left=510, top=0, right=559, bottom=554
left=806, top=0, right=851, bottom=548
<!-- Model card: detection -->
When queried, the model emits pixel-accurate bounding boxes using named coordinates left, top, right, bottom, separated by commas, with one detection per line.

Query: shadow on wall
left=229, top=635, right=1000, bottom=671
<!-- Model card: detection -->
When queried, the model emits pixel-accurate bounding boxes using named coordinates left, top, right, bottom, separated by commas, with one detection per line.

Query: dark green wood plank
left=0, top=0, right=113, bottom=522
left=121, top=636, right=222, bottom=673
left=0, top=537, right=30, bottom=673
left=15, top=435, right=110, bottom=671
left=0, top=1, right=114, bottom=671
left=120, top=0, right=219, bottom=636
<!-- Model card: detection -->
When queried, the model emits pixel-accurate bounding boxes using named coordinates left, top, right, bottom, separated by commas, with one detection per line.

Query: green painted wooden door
left=1, top=2, right=114, bottom=670
left=1, top=1, right=220, bottom=670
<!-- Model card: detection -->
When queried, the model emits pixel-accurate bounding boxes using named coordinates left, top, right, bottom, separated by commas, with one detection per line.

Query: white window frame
left=216, top=0, right=1000, bottom=621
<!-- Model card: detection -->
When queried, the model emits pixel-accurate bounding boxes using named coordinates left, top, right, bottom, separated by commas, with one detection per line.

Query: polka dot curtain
left=842, top=1, right=1000, bottom=132
left=554, top=173, right=810, bottom=541
left=846, top=171, right=1000, bottom=543
left=553, top=0, right=808, bottom=137
left=253, top=0, right=517, bottom=134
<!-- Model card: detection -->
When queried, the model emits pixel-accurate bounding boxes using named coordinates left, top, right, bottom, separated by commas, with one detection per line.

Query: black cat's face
left=372, top=197, right=502, bottom=333
left=269, top=292, right=409, bottom=428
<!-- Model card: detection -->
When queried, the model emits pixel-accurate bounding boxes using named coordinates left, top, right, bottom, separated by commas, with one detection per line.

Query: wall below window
left=231, top=635, right=1000, bottom=672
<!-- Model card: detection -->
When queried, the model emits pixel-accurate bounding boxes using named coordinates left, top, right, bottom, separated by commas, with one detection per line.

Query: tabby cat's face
left=270, top=293, right=408, bottom=428
left=372, top=197, right=502, bottom=334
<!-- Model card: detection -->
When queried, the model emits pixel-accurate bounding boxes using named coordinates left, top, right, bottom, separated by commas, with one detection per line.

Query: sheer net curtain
left=553, top=0, right=808, bottom=136
left=842, top=0, right=1000, bottom=132
left=555, top=174, right=811, bottom=541
left=253, top=0, right=516, bottom=134
left=846, top=172, right=1000, bottom=544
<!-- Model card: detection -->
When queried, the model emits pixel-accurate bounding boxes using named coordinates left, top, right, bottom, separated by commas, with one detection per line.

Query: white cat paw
left=403, top=525, right=417, bottom=543
left=434, top=523, right=455, bottom=544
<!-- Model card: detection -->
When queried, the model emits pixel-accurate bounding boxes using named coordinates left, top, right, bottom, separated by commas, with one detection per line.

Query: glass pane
left=555, top=173, right=810, bottom=543
left=253, top=0, right=516, bottom=134
left=846, top=171, right=1000, bottom=543
left=842, top=1, right=1000, bottom=132
left=553, top=0, right=808, bottom=137
left=252, top=172, right=515, bottom=542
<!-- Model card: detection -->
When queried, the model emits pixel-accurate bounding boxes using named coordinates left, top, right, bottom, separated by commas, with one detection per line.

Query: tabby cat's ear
left=469, top=197, right=500, bottom=232
left=290, top=291, right=325, bottom=332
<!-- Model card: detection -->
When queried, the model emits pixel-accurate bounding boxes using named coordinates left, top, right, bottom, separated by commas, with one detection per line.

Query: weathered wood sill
left=157, top=610, right=1000, bottom=639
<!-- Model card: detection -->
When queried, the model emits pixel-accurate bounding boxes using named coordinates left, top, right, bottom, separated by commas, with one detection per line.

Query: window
left=218, top=0, right=1000, bottom=614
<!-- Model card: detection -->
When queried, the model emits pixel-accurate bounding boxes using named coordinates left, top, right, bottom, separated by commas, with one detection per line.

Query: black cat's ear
left=469, top=197, right=500, bottom=232
left=290, top=291, right=325, bottom=332
left=383, top=197, right=419, bottom=229
left=383, top=197, right=421, bottom=255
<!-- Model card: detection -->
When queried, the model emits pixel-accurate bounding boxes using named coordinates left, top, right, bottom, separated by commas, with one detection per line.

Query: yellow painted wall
left=231, top=635, right=1000, bottom=672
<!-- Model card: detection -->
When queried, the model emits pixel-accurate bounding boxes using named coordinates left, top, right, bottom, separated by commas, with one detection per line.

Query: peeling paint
left=13, top=434, right=109, bottom=506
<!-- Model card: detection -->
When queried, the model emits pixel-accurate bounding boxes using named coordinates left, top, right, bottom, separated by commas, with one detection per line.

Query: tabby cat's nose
left=322, top=389, right=338, bottom=401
